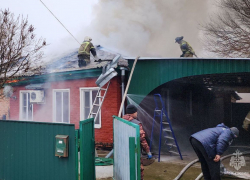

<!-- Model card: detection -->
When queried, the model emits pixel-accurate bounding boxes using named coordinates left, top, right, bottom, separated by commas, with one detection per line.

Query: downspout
left=120, top=67, right=126, bottom=116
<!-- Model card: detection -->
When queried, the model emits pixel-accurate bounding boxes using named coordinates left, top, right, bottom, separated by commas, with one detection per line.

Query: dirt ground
left=96, top=150, right=250, bottom=180
left=97, top=161, right=243, bottom=180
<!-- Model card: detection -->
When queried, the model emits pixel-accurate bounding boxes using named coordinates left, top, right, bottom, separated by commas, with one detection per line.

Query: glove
left=147, top=152, right=152, bottom=159
left=94, top=56, right=102, bottom=62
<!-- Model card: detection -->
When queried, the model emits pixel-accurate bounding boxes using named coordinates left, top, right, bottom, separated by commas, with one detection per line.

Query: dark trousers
left=190, top=138, right=221, bottom=180
left=78, top=54, right=89, bottom=67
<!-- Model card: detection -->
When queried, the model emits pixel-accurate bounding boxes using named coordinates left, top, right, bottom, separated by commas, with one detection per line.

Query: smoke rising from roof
left=77, top=0, right=216, bottom=57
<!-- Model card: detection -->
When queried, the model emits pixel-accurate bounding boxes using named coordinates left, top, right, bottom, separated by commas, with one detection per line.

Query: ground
left=96, top=150, right=250, bottom=180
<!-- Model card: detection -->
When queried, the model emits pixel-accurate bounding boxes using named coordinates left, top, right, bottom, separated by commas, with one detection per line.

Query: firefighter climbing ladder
left=88, top=81, right=111, bottom=123
left=150, top=94, right=183, bottom=161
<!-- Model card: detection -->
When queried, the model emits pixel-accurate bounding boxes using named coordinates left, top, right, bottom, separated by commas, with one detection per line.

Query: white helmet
left=84, top=36, right=92, bottom=42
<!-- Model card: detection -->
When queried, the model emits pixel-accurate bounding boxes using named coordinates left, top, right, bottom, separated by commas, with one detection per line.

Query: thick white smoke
left=76, top=0, right=216, bottom=57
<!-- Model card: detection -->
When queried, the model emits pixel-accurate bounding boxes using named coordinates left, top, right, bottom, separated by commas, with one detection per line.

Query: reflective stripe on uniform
left=78, top=42, right=90, bottom=55
left=245, top=117, right=250, bottom=122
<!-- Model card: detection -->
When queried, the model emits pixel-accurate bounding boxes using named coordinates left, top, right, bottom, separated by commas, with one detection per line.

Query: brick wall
left=0, top=89, right=10, bottom=119
left=9, top=76, right=121, bottom=144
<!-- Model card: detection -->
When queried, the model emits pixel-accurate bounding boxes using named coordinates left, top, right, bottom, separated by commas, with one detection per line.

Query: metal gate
left=113, top=116, right=140, bottom=180
left=0, top=120, right=76, bottom=180
left=79, top=118, right=95, bottom=180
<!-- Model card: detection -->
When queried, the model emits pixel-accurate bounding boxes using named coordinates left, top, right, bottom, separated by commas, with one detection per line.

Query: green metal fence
left=113, top=116, right=140, bottom=180
left=79, top=118, right=95, bottom=180
left=0, top=120, right=76, bottom=180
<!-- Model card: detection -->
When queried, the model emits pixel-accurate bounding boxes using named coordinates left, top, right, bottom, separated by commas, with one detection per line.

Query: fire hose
left=174, top=150, right=250, bottom=180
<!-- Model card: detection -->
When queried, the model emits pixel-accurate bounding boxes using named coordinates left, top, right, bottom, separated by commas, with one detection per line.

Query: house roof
left=44, top=45, right=127, bottom=74
left=7, top=45, right=128, bottom=86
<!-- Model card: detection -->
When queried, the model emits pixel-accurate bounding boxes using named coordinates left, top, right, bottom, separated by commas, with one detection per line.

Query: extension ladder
left=150, top=94, right=183, bottom=161
left=88, top=81, right=110, bottom=123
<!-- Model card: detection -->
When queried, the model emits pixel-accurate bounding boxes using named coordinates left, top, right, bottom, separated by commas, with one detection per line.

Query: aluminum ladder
left=150, top=94, right=183, bottom=161
left=88, top=81, right=110, bottom=123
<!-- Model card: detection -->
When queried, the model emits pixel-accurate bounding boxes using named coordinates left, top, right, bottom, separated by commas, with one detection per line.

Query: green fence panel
left=113, top=116, right=140, bottom=180
left=79, top=118, right=95, bottom=180
left=75, top=130, right=79, bottom=180
left=0, top=120, right=76, bottom=180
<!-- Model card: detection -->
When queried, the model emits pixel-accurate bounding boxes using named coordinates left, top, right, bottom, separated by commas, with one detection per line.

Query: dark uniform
left=78, top=38, right=97, bottom=67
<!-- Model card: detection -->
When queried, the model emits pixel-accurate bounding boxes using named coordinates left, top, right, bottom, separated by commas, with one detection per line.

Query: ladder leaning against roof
left=87, top=55, right=121, bottom=123
left=87, top=81, right=110, bottom=122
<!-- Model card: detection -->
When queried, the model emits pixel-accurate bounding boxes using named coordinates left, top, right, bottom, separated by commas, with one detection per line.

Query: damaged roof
left=44, top=45, right=128, bottom=74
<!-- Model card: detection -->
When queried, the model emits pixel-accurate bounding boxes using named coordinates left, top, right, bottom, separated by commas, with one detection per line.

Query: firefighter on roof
left=175, top=36, right=197, bottom=57
left=78, top=36, right=100, bottom=67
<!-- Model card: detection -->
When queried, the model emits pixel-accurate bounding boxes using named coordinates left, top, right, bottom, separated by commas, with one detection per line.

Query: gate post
left=79, top=118, right=95, bottom=180
left=75, top=130, right=79, bottom=180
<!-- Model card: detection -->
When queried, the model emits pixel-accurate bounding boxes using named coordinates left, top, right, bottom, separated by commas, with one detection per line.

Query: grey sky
left=2, top=0, right=98, bottom=60
left=2, top=0, right=218, bottom=60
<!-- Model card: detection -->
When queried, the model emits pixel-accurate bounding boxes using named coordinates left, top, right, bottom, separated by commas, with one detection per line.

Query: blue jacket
left=191, top=123, right=235, bottom=159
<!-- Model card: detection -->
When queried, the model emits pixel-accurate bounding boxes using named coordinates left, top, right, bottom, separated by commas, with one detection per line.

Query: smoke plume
left=77, top=0, right=216, bottom=57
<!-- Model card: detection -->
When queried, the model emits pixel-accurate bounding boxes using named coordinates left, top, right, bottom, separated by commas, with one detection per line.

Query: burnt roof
left=44, top=45, right=127, bottom=74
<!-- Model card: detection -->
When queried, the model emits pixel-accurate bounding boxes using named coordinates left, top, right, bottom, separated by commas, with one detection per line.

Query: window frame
left=80, top=87, right=101, bottom=128
left=19, top=90, right=33, bottom=121
left=53, top=89, right=70, bottom=123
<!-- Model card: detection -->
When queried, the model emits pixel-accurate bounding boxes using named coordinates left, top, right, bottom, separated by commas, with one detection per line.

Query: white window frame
left=53, top=89, right=70, bottom=123
left=80, top=87, right=101, bottom=128
left=19, top=90, right=33, bottom=121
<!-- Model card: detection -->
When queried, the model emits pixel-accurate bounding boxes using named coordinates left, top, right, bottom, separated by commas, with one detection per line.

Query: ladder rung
left=91, top=113, right=97, bottom=115
left=164, top=136, right=174, bottom=140
left=93, top=104, right=100, bottom=106
left=163, top=129, right=171, bottom=132
left=155, top=110, right=161, bottom=112
left=100, top=88, right=107, bottom=91
left=162, top=122, right=169, bottom=125
left=97, top=96, right=104, bottom=98
left=166, top=143, right=177, bottom=148
left=169, top=151, right=179, bottom=155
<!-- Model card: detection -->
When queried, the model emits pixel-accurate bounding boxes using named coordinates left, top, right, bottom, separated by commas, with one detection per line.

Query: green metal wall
left=127, top=58, right=250, bottom=104
left=0, top=120, right=76, bottom=180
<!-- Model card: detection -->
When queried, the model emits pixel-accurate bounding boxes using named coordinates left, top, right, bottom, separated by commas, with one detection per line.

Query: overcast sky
left=2, top=0, right=219, bottom=60
left=2, top=0, right=98, bottom=60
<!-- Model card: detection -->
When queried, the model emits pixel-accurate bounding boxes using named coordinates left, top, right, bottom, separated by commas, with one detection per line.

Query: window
left=80, top=88, right=101, bottom=128
left=19, top=91, right=33, bottom=121
left=53, top=89, right=70, bottom=123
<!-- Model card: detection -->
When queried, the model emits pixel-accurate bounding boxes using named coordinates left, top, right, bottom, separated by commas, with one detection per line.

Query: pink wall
left=9, top=77, right=121, bottom=144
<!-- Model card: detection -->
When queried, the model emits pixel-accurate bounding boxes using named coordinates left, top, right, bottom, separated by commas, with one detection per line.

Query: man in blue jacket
left=190, top=123, right=239, bottom=180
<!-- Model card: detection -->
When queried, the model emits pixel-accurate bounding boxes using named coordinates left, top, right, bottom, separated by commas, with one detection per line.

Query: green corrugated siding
left=128, top=58, right=250, bottom=103
left=0, top=120, right=76, bottom=180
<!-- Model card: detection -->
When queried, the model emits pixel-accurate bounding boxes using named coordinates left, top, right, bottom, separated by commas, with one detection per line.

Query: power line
left=40, top=0, right=81, bottom=45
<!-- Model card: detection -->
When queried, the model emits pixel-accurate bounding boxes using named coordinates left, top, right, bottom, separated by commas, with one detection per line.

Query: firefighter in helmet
left=78, top=36, right=100, bottom=67
left=175, top=36, right=196, bottom=57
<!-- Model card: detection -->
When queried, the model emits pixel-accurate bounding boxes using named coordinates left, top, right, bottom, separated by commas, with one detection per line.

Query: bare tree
left=0, top=9, right=46, bottom=98
left=202, top=0, right=250, bottom=58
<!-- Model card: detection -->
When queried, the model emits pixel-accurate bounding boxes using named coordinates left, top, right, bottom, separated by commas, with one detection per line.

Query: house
left=7, top=46, right=128, bottom=148
left=7, top=53, right=250, bottom=152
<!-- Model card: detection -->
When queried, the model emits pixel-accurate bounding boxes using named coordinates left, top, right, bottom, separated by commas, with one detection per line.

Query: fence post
left=75, top=130, right=79, bottom=180
left=129, top=137, right=136, bottom=180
